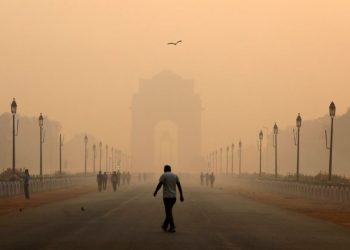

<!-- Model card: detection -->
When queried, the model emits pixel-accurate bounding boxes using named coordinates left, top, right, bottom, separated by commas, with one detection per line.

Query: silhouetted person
left=153, top=165, right=184, bottom=233
left=200, top=172, right=204, bottom=185
left=97, top=171, right=103, bottom=192
left=210, top=172, right=215, bottom=188
left=126, top=172, right=131, bottom=185
left=205, top=172, right=209, bottom=186
left=23, top=169, right=30, bottom=199
left=111, top=171, right=118, bottom=192
left=103, top=172, right=108, bottom=190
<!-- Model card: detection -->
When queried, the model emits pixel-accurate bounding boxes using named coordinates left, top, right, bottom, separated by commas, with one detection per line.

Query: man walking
left=97, top=171, right=103, bottom=192
left=23, top=169, right=30, bottom=199
left=153, top=165, right=184, bottom=233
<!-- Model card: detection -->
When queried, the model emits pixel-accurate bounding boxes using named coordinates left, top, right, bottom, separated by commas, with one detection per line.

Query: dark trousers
left=98, top=182, right=102, bottom=192
left=162, top=198, right=176, bottom=229
left=24, top=184, right=30, bottom=199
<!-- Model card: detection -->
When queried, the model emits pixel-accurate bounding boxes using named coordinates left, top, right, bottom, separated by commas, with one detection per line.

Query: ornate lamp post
left=39, top=113, right=44, bottom=178
left=231, top=143, right=234, bottom=177
left=273, top=123, right=278, bottom=179
left=215, top=150, right=218, bottom=175
left=259, top=130, right=263, bottom=177
left=328, top=102, right=336, bottom=181
left=99, top=141, right=102, bottom=171
left=105, top=144, right=108, bottom=172
left=226, top=146, right=229, bottom=176
left=11, top=98, right=17, bottom=176
left=238, top=140, right=242, bottom=176
left=59, top=134, right=63, bottom=175
left=84, top=135, right=88, bottom=175
left=92, top=144, right=96, bottom=174
left=295, top=113, right=302, bottom=181
left=220, top=147, right=223, bottom=175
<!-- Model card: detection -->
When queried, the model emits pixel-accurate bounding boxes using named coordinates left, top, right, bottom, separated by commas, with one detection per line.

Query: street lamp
left=84, top=135, right=88, bottom=175
left=39, top=113, right=44, bottom=178
left=220, top=147, right=223, bottom=175
left=226, top=146, right=229, bottom=176
left=111, top=147, right=114, bottom=171
left=11, top=98, right=17, bottom=177
left=328, top=101, right=336, bottom=181
left=215, top=150, right=218, bottom=175
left=273, top=123, right=278, bottom=179
left=59, top=134, right=63, bottom=175
left=259, top=130, right=263, bottom=177
left=231, top=143, right=234, bottom=177
left=238, top=140, right=242, bottom=176
left=99, top=141, right=102, bottom=171
left=295, top=113, right=302, bottom=181
left=92, top=144, right=96, bottom=174
left=106, top=144, right=108, bottom=172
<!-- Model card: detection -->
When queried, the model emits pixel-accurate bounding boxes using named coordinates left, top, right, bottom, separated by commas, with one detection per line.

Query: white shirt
left=159, top=172, right=179, bottom=198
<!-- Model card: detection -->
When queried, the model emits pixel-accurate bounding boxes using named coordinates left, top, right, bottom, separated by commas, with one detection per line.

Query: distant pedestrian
left=153, top=165, right=184, bottom=233
left=111, top=171, right=118, bottom=192
left=23, top=169, right=30, bottom=199
left=97, top=171, right=103, bottom=192
left=209, top=172, right=215, bottom=188
left=200, top=172, right=204, bottom=185
left=103, top=172, right=108, bottom=190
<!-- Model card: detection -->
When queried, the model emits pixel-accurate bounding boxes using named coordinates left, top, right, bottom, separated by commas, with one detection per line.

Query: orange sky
left=0, top=0, right=349, bottom=153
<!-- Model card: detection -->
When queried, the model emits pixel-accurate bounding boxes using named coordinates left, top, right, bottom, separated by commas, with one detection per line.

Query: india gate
left=131, top=71, right=202, bottom=172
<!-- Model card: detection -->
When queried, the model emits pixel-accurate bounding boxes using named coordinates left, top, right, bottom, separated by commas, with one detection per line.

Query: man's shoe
left=161, top=226, right=167, bottom=232
left=168, top=228, right=176, bottom=233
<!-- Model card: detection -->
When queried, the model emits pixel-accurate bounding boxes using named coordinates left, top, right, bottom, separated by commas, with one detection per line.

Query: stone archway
left=131, top=70, right=202, bottom=172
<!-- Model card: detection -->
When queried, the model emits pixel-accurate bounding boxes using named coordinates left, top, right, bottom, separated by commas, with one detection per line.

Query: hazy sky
left=1, top=0, right=349, bottom=153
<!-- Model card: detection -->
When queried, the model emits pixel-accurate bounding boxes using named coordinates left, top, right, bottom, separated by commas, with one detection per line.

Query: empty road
left=1, top=181, right=350, bottom=250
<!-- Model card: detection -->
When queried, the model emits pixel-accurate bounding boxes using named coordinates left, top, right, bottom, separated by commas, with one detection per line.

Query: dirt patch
left=226, top=186, right=350, bottom=229
left=0, top=186, right=96, bottom=216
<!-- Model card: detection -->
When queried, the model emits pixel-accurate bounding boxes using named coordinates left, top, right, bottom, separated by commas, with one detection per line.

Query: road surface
left=1, top=182, right=350, bottom=250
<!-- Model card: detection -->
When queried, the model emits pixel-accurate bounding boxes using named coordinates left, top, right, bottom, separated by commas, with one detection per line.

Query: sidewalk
left=224, top=184, right=350, bottom=229
left=0, top=186, right=96, bottom=216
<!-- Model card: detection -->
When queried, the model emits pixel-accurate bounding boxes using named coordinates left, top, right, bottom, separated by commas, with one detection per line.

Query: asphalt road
left=1, top=182, right=350, bottom=250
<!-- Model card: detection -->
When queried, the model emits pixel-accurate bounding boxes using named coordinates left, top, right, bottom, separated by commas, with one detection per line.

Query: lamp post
left=99, top=141, right=102, bottom=171
left=215, top=150, right=218, bottom=175
left=220, top=147, right=223, bottom=175
left=84, top=135, right=88, bottom=175
left=273, top=123, right=278, bottom=179
left=259, top=130, right=263, bottom=177
left=111, top=147, right=114, bottom=171
left=39, top=113, right=44, bottom=178
left=231, top=143, right=234, bottom=177
left=59, top=134, right=63, bottom=175
left=11, top=98, right=17, bottom=177
left=105, top=145, right=108, bottom=172
left=238, top=140, right=242, bottom=176
left=226, top=146, right=229, bottom=176
left=93, top=144, right=96, bottom=174
left=328, top=102, right=336, bottom=181
left=295, top=113, right=302, bottom=181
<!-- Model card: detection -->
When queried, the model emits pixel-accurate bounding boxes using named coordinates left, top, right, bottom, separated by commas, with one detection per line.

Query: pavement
left=1, top=182, right=350, bottom=250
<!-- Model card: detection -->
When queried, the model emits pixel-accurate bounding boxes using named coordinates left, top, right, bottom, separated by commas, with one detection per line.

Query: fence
left=227, top=177, right=350, bottom=204
left=0, top=177, right=74, bottom=198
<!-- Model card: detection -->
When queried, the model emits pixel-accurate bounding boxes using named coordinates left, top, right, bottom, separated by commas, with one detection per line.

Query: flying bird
left=167, top=40, right=182, bottom=46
